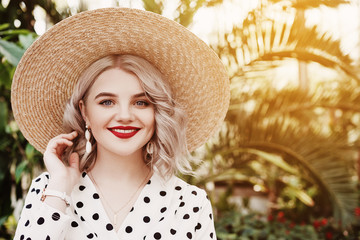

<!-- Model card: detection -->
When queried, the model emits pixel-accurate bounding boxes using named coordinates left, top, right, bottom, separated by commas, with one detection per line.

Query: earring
left=146, top=141, right=154, bottom=168
left=146, top=141, right=153, bottom=155
left=85, top=125, right=92, bottom=154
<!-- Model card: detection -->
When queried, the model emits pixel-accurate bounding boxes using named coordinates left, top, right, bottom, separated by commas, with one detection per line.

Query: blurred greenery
left=0, top=23, right=42, bottom=238
left=1, top=0, right=360, bottom=239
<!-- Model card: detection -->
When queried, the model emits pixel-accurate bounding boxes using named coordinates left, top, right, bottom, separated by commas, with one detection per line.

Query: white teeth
left=112, top=129, right=137, bottom=133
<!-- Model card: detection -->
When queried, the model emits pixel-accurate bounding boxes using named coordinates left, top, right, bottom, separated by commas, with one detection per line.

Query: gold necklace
left=88, top=168, right=152, bottom=227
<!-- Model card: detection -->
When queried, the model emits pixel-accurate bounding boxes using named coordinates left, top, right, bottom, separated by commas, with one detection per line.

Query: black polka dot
left=26, top=238, right=31, bottom=240
left=76, top=201, right=84, bottom=208
left=154, top=232, right=161, bottom=239
left=74, top=210, right=78, bottom=215
left=179, top=202, right=185, bottom=207
left=195, top=223, right=202, bottom=231
left=209, top=213, right=213, bottom=220
left=52, top=212, right=60, bottom=221
left=160, top=207, right=167, bottom=213
left=37, top=217, right=45, bottom=225
left=80, top=216, right=85, bottom=221
left=106, top=223, right=113, bottom=231
left=46, top=236, right=50, bottom=240
left=183, top=214, right=190, bottom=219
left=93, top=193, right=100, bottom=199
left=160, top=191, right=166, bottom=196
left=179, top=196, right=183, bottom=200
left=79, top=185, right=86, bottom=191
left=147, top=180, right=151, bottom=184
left=87, top=233, right=94, bottom=239
left=193, top=207, right=199, bottom=213
left=191, top=190, right=197, bottom=195
left=92, top=213, right=99, bottom=220
left=210, top=232, right=214, bottom=238
left=143, top=216, right=150, bottom=223
left=25, top=220, right=30, bottom=226
left=25, top=204, right=32, bottom=209
left=175, top=186, right=182, bottom=191
left=144, top=197, right=150, bottom=203
left=159, top=217, right=164, bottom=222
left=187, top=232, right=192, bottom=239
left=45, top=174, right=49, bottom=179
left=170, top=229, right=177, bottom=235
left=125, top=226, right=133, bottom=233
left=71, top=221, right=78, bottom=227
left=35, top=178, right=41, bottom=182
left=35, top=189, right=40, bottom=194
left=82, top=172, right=87, bottom=178
left=31, top=188, right=35, bottom=192
left=130, top=207, right=134, bottom=212
left=20, top=235, right=24, bottom=240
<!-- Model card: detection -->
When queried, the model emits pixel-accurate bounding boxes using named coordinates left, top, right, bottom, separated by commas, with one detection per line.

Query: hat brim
left=11, top=7, right=229, bottom=153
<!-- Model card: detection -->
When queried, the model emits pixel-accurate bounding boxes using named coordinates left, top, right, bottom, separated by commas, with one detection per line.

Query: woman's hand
left=43, top=131, right=81, bottom=194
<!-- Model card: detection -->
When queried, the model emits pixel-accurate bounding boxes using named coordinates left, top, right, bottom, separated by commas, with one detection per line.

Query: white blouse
left=14, top=171, right=216, bottom=240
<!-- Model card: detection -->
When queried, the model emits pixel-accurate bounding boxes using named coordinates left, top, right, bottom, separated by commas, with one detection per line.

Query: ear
left=79, top=100, right=89, bottom=126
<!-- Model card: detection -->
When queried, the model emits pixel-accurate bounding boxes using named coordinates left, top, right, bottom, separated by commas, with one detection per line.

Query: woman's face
left=80, top=68, right=155, bottom=158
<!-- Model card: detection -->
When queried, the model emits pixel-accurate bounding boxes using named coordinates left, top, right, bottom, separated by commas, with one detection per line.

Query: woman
left=11, top=8, right=229, bottom=240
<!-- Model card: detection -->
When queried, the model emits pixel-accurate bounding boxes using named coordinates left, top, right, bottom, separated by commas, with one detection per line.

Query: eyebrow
left=94, top=92, right=146, bottom=99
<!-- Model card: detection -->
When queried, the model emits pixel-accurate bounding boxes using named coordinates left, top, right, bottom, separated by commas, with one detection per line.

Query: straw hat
left=11, top=7, right=229, bottom=153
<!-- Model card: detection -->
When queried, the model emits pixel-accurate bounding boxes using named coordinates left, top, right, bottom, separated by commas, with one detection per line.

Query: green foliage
left=0, top=25, right=42, bottom=238
left=216, top=210, right=360, bottom=240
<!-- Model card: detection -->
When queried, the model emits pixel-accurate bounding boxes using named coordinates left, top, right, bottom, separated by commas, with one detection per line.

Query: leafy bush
left=216, top=210, right=360, bottom=240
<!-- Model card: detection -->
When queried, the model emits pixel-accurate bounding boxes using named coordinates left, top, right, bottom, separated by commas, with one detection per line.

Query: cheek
left=87, top=109, right=112, bottom=127
left=148, top=110, right=155, bottom=128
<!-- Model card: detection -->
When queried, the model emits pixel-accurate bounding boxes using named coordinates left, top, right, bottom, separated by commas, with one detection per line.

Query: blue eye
left=100, top=100, right=113, bottom=106
left=135, top=100, right=149, bottom=106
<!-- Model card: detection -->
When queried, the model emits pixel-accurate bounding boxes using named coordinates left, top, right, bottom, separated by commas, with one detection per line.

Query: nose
left=115, top=104, right=133, bottom=123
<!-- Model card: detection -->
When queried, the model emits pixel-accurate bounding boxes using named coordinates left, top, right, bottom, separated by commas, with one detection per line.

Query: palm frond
left=214, top=8, right=358, bottom=81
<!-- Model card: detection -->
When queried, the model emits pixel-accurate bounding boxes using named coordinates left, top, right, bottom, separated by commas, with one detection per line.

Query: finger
left=69, top=152, right=80, bottom=170
left=53, top=131, right=78, bottom=141
left=45, top=139, right=74, bottom=156
left=51, top=138, right=74, bottom=149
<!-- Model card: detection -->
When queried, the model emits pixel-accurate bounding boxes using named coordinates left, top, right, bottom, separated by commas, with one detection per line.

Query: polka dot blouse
left=14, top=171, right=216, bottom=239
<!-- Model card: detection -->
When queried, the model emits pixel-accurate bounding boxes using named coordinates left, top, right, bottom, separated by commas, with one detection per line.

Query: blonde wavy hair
left=62, top=55, right=192, bottom=178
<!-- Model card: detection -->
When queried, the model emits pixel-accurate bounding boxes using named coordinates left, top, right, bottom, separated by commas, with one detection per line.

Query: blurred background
left=1, top=0, right=360, bottom=239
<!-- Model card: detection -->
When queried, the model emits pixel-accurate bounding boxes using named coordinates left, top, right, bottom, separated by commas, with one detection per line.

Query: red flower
left=355, top=207, right=360, bottom=217
left=289, top=222, right=296, bottom=228
left=321, top=218, right=328, bottom=226
left=277, top=211, right=286, bottom=222
left=313, top=220, right=321, bottom=229
left=268, top=215, right=274, bottom=221
left=325, top=231, right=333, bottom=240
left=277, top=211, right=284, bottom=218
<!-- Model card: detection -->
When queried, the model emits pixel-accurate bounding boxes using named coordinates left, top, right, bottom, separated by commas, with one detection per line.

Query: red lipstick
left=109, top=126, right=140, bottom=139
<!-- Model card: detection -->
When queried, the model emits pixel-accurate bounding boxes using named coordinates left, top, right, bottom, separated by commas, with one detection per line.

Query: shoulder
left=152, top=172, right=211, bottom=207
left=172, top=176, right=208, bottom=200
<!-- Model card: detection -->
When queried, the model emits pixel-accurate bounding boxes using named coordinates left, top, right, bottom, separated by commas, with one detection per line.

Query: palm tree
left=196, top=0, right=359, bottom=228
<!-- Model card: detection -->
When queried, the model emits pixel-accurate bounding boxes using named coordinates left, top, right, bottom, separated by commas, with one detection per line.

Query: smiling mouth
left=109, top=127, right=140, bottom=139
left=112, top=129, right=137, bottom=133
